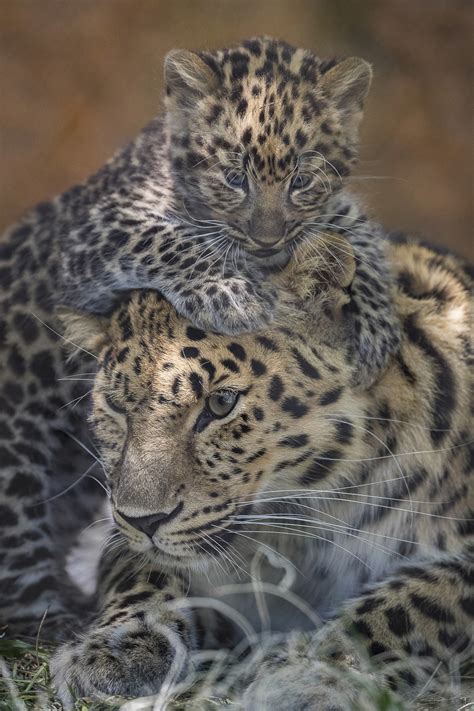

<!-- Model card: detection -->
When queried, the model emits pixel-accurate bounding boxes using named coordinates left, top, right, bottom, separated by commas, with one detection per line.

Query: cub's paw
left=182, top=277, right=277, bottom=335
left=51, top=620, right=187, bottom=705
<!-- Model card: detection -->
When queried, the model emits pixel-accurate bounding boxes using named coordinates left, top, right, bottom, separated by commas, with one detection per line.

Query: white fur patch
left=66, top=502, right=112, bottom=596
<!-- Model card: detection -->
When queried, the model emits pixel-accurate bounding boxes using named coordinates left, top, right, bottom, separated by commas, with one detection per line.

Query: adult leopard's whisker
left=231, top=510, right=421, bottom=547
left=39, top=460, right=99, bottom=504
left=230, top=517, right=402, bottom=560
left=234, top=526, right=374, bottom=571
left=31, top=312, right=98, bottom=361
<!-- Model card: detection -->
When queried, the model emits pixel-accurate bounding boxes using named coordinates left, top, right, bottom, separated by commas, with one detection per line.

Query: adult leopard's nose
left=118, top=501, right=183, bottom=538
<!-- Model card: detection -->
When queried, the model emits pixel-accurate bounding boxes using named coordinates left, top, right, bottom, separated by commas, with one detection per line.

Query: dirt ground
left=0, top=0, right=472, bottom=258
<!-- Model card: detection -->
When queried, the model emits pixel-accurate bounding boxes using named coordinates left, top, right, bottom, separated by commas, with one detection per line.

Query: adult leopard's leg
left=241, top=552, right=473, bottom=710
left=0, top=426, right=97, bottom=639
left=51, top=545, right=199, bottom=702
left=0, top=367, right=97, bottom=639
left=0, top=236, right=99, bottom=639
left=1, top=457, right=72, bottom=639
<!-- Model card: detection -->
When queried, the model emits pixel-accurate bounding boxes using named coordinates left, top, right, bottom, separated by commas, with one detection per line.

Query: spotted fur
left=50, top=235, right=473, bottom=707
left=0, top=36, right=403, bottom=641
left=2, top=37, right=399, bottom=377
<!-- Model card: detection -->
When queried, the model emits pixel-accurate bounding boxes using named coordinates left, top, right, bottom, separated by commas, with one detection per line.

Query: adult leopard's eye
left=225, top=171, right=248, bottom=191
left=208, top=390, right=239, bottom=417
left=194, top=390, right=240, bottom=434
left=290, top=174, right=311, bottom=191
left=104, top=393, right=127, bottom=415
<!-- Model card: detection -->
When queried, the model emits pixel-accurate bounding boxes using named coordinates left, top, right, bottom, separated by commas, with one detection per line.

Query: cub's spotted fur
left=50, top=235, right=473, bottom=708
left=3, top=37, right=399, bottom=373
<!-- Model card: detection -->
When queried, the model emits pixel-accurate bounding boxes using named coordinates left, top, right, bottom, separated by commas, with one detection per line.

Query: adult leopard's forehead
left=98, top=291, right=350, bottom=422
left=102, top=292, right=283, bottom=390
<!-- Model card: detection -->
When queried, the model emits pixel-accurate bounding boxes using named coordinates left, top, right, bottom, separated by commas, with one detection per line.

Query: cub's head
left=61, top=238, right=370, bottom=570
left=164, top=36, right=371, bottom=262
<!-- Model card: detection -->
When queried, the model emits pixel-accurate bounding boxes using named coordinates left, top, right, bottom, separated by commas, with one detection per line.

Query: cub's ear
left=164, top=49, right=220, bottom=104
left=321, top=57, right=372, bottom=138
left=56, top=307, right=110, bottom=357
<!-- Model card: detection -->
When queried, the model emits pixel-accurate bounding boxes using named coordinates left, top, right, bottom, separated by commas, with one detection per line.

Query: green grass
left=0, top=639, right=118, bottom=711
left=1, top=638, right=472, bottom=710
left=0, top=638, right=237, bottom=710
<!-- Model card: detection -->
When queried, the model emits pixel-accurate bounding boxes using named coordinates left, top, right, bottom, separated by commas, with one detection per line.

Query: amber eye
left=208, top=390, right=239, bottom=417
left=290, top=174, right=311, bottom=191
left=194, top=390, right=240, bottom=434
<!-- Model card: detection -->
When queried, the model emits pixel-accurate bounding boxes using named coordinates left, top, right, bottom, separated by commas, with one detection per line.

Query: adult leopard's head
left=61, top=237, right=372, bottom=570
left=164, top=36, right=371, bottom=263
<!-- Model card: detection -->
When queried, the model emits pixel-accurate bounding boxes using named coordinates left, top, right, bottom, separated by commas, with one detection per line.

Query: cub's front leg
left=155, top=225, right=277, bottom=334
left=62, top=221, right=277, bottom=334
left=159, top=264, right=277, bottom=335
left=51, top=552, right=196, bottom=704
left=242, top=553, right=473, bottom=710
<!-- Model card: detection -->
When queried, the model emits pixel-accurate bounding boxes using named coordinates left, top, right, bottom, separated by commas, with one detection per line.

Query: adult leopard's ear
left=56, top=307, right=110, bottom=357
left=320, top=57, right=372, bottom=140
left=164, top=49, right=220, bottom=107
left=304, top=232, right=401, bottom=389
left=283, top=233, right=356, bottom=302
left=279, top=234, right=401, bottom=389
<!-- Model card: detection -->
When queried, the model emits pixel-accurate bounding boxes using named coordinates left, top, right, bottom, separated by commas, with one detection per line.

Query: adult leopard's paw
left=242, top=661, right=370, bottom=711
left=173, top=276, right=277, bottom=335
left=241, top=662, right=343, bottom=711
left=238, top=632, right=386, bottom=711
left=51, top=621, right=187, bottom=706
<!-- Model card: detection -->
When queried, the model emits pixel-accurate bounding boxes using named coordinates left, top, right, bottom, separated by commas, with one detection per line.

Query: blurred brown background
left=0, top=0, right=472, bottom=257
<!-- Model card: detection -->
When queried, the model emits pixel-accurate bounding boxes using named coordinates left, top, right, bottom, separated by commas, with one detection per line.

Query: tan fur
left=51, top=234, right=473, bottom=707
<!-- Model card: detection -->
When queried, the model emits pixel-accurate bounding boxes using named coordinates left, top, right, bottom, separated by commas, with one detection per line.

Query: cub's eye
left=194, top=390, right=240, bottom=433
left=290, top=174, right=311, bottom=191
left=225, top=171, right=248, bottom=191
left=208, top=390, right=239, bottom=417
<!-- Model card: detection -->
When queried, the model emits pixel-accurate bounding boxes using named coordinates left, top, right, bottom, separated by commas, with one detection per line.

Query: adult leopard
left=50, top=233, right=473, bottom=709
left=0, top=37, right=401, bottom=639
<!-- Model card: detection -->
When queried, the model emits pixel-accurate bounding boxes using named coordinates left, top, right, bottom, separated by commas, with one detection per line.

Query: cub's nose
left=119, top=501, right=183, bottom=538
